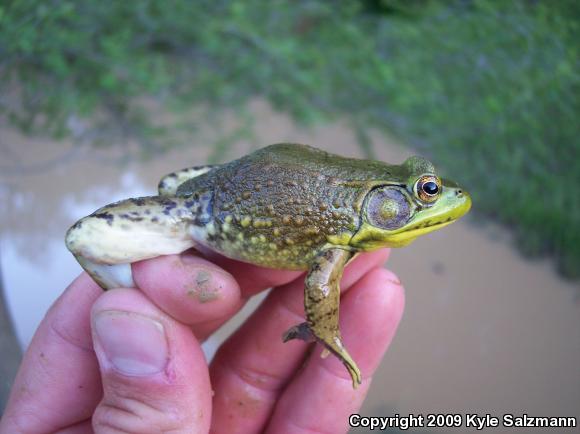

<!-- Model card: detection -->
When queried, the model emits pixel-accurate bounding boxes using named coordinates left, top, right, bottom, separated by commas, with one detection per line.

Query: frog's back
left=178, top=144, right=407, bottom=194
left=241, top=143, right=398, bottom=182
left=177, top=144, right=396, bottom=269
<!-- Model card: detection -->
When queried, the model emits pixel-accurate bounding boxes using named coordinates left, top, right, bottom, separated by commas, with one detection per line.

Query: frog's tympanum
left=66, top=143, right=471, bottom=388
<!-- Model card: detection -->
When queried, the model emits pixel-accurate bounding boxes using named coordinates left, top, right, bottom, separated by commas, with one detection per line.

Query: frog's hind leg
left=66, top=195, right=200, bottom=290
left=282, top=248, right=362, bottom=388
left=158, top=165, right=219, bottom=195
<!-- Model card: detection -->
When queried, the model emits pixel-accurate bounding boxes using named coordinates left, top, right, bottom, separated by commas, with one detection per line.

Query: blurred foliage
left=0, top=0, right=578, bottom=277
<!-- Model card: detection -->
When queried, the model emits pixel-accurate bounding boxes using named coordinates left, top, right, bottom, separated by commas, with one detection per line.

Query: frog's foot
left=315, top=331, right=362, bottom=388
left=282, top=322, right=362, bottom=388
left=282, top=322, right=316, bottom=343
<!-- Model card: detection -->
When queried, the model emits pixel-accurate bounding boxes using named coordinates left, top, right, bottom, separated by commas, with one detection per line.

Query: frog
left=65, top=143, right=471, bottom=388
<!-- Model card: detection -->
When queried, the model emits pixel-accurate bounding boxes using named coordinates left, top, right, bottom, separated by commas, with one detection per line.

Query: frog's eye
left=414, top=175, right=441, bottom=203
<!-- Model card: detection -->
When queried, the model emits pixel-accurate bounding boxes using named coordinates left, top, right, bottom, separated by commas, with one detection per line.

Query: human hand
left=0, top=249, right=404, bottom=434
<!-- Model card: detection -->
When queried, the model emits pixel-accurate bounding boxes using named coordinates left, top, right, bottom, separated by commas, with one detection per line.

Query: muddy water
left=1, top=101, right=578, bottom=432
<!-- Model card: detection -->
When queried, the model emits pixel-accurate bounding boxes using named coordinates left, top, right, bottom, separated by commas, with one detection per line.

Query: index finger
left=200, top=250, right=303, bottom=297
left=132, top=251, right=303, bottom=340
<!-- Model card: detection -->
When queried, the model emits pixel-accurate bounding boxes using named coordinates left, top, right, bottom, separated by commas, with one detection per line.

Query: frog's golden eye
left=414, top=175, right=441, bottom=203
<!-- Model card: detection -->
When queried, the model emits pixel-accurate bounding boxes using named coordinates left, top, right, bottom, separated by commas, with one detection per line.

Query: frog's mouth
left=400, top=188, right=472, bottom=238
left=406, top=215, right=457, bottom=232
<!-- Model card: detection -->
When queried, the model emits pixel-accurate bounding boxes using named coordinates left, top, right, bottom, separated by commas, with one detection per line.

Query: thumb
left=91, top=288, right=211, bottom=434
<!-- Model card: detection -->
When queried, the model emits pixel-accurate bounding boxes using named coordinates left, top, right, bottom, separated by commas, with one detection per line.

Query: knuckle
left=226, top=358, right=287, bottom=393
left=93, top=396, right=183, bottom=434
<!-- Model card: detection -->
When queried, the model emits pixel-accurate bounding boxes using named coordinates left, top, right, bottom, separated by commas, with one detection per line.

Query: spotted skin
left=66, top=143, right=472, bottom=388
left=175, top=144, right=382, bottom=269
left=158, top=164, right=219, bottom=196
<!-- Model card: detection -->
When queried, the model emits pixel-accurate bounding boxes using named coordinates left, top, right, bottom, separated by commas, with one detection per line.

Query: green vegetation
left=1, top=0, right=578, bottom=276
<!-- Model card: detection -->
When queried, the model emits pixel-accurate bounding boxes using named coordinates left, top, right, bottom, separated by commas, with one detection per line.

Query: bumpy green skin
left=66, top=143, right=471, bottom=389
left=175, top=143, right=433, bottom=268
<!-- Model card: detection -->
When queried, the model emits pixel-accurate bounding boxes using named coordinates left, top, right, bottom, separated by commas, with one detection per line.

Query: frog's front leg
left=282, top=248, right=362, bottom=388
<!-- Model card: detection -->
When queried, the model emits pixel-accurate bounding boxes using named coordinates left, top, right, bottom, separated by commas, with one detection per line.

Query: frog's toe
left=283, top=324, right=362, bottom=387
left=282, top=322, right=316, bottom=343
left=317, top=335, right=362, bottom=389
left=344, top=359, right=362, bottom=389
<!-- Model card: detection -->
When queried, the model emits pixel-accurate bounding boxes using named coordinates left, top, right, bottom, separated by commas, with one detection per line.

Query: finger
left=192, top=246, right=380, bottom=340
left=266, top=268, right=405, bottom=434
left=0, top=274, right=103, bottom=434
left=209, top=249, right=390, bottom=434
left=199, top=250, right=303, bottom=297
left=341, top=248, right=390, bottom=289
left=132, top=252, right=243, bottom=339
left=173, top=251, right=305, bottom=340
left=55, top=421, right=92, bottom=433
left=198, top=248, right=389, bottom=340
left=90, top=288, right=211, bottom=434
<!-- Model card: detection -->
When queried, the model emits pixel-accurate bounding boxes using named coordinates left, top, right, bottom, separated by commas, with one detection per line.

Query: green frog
left=66, top=143, right=471, bottom=388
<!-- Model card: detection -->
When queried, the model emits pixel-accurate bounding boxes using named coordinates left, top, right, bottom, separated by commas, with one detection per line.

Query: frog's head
left=350, top=156, right=471, bottom=250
